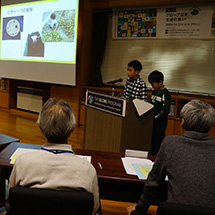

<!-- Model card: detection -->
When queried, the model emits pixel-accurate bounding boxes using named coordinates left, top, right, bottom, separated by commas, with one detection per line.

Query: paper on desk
left=121, top=157, right=154, bottom=175
left=77, top=155, right=91, bottom=163
left=10, top=147, right=92, bottom=164
left=133, top=163, right=168, bottom=181
left=132, top=164, right=153, bottom=179
left=10, top=148, right=39, bottom=164
left=132, top=99, right=154, bottom=116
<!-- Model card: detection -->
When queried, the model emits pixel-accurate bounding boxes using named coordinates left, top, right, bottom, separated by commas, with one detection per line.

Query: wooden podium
left=84, top=91, right=154, bottom=153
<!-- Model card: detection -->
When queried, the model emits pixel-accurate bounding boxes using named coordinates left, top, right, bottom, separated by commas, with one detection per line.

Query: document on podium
left=132, top=99, right=154, bottom=116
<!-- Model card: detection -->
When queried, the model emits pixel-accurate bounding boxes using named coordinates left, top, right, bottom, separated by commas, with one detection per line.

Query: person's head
left=37, top=98, right=76, bottom=143
left=127, top=60, right=142, bottom=80
left=148, top=70, right=164, bottom=91
left=180, top=99, right=215, bottom=133
left=50, top=13, right=56, bottom=20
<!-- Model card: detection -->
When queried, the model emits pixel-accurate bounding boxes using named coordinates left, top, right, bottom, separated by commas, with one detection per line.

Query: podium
left=84, top=91, right=154, bottom=153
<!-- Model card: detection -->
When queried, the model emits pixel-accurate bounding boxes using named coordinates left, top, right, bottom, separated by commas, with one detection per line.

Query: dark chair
left=8, top=186, right=94, bottom=215
left=156, top=202, right=215, bottom=215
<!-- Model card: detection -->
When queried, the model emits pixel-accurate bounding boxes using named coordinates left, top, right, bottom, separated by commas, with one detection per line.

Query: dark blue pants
left=150, top=131, right=165, bottom=155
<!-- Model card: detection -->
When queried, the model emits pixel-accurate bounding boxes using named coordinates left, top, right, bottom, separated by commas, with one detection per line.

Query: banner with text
left=85, top=90, right=126, bottom=117
left=113, top=5, right=215, bottom=39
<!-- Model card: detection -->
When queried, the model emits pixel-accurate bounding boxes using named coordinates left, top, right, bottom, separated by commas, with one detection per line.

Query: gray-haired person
left=128, top=99, right=215, bottom=215
left=8, top=98, right=100, bottom=215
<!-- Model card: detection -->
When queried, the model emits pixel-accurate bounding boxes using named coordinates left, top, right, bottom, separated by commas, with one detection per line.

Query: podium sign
left=85, top=90, right=126, bottom=117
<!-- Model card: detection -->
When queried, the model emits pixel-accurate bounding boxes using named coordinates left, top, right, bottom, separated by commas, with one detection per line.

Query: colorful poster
left=211, top=7, right=215, bottom=37
left=116, top=9, right=157, bottom=38
left=114, top=6, right=214, bottom=39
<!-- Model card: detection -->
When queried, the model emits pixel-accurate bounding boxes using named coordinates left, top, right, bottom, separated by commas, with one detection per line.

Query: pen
left=97, top=162, right=103, bottom=170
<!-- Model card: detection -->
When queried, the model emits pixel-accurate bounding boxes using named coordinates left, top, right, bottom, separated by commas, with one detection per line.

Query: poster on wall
left=113, top=5, right=215, bottom=39
left=116, top=9, right=157, bottom=38
left=211, top=6, right=215, bottom=37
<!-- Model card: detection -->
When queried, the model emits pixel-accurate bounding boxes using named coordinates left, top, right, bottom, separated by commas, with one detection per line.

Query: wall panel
left=101, top=15, right=215, bottom=94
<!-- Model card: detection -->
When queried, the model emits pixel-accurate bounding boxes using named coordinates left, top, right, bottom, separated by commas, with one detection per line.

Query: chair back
left=157, top=202, right=215, bottom=215
left=9, top=186, right=94, bottom=215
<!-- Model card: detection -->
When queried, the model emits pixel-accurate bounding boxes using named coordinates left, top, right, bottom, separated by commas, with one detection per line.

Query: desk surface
left=0, top=134, right=19, bottom=144
left=0, top=142, right=157, bottom=202
left=0, top=134, right=20, bottom=152
left=0, top=142, right=155, bottom=182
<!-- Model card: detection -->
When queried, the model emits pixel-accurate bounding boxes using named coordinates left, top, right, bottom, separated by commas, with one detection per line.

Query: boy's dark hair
left=128, top=60, right=142, bottom=72
left=148, top=70, right=164, bottom=83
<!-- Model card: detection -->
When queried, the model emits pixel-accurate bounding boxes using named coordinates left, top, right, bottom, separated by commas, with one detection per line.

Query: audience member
left=128, top=99, right=215, bottom=215
left=8, top=98, right=100, bottom=214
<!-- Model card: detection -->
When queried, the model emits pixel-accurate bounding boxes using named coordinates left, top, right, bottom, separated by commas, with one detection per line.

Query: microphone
left=107, top=78, right=123, bottom=85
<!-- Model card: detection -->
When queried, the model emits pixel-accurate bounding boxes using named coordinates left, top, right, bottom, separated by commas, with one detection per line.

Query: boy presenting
left=148, top=70, right=171, bottom=155
left=123, top=60, right=147, bottom=101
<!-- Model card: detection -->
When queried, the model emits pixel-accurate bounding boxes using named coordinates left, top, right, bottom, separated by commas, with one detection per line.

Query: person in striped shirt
left=123, top=60, right=147, bottom=101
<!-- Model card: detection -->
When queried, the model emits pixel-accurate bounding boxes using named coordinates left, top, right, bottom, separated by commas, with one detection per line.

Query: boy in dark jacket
left=148, top=70, right=171, bottom=155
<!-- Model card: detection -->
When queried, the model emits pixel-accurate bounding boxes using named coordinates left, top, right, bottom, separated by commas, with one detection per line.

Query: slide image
left=2, top=16, right=23, bottom=40
left=24, top=31, right=44, bottom=57
left=1, top=0, right=78, bottom=64
left=42, top=10, right=75, bottom=42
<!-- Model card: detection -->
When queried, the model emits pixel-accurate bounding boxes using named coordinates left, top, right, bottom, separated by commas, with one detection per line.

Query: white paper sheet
left=10, top=147, right=92, bottom=164
left=121, top=157, right=154, bottom=175
left=132, top=99, right=154, bottom=116
left=10, top=148, right=39, bottom=159
left=77, top=155, right=91, bottom=163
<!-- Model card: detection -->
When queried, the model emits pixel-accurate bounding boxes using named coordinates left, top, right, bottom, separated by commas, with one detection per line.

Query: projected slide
left=1, top=0, right=78, bottom=64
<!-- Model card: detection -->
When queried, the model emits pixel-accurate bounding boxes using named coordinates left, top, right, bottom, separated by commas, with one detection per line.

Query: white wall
left=101, top=15, right=215, bottom=94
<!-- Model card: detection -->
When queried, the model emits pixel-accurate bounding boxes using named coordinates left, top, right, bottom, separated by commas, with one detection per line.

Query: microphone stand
left=111, top=83, right=115, bottom=97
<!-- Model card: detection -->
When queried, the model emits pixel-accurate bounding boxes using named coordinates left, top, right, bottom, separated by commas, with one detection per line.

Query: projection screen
left=0, top=0, right=79, bottom=86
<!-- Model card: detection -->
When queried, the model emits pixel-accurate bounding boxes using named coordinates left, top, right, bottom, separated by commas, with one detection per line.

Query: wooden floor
left=0, top=108, right=157, bottom=215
